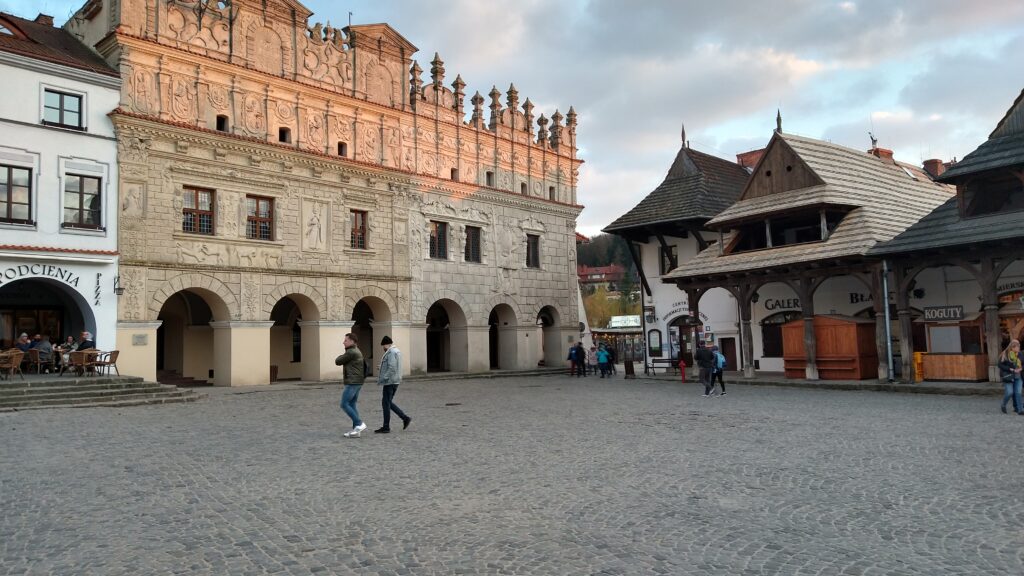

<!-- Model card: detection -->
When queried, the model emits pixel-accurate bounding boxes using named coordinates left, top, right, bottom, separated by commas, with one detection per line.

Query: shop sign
left=923, top=305, right=963, bottom=322
left=0, top=263, right=80, bottom=288
left=764, top=297, right=800, bottom=311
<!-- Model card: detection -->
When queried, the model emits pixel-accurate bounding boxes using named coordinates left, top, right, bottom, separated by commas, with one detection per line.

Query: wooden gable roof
left=665, top=133, right=953, bottom=279
left=738, top=134, right=824, bottom=201
left=603, top=143, right=749, bottom=235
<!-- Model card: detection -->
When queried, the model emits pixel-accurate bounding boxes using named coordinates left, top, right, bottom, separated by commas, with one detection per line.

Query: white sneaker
left=355, top=423, right=367, bottom=433
left=343, top=429, right=360, bottom=438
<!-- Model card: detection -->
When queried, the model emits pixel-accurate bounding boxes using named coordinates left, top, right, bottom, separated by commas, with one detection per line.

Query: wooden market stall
left=917, top=310, right=987, bottom=382
left=782, top=315, right=878, bottom=380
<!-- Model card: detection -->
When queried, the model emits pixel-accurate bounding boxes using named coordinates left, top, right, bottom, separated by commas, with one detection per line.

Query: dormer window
left=960, top=172, right=1024, bottom=218
left=727, top=209, right=849, bottom=254
left=0, top=24, right=13, bottom=35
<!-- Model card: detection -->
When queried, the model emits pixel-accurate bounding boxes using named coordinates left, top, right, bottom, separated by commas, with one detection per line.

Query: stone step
left=0, top=393, right=202, bottom=412
left=0, top=385, right=176, bottom=404
left=0, top=389, right=199, bottom=410
left=0, top=376, right=145, bottom=389
left=0, top=381, right=162, bottom=397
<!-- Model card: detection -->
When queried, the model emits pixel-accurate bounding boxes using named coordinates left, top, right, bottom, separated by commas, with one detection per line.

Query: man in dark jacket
left=335, top=333, right=367, bottom=438
left=695, top=342, right=715, bottom=397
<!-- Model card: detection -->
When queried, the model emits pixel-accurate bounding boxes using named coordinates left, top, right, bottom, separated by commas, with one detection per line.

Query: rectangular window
left=526, top=234, right=540, bottom=268
left=182, top=187, right=215, bottom=235
left=62, top=174, right=102, bottom=228
left=659, top=245, right=678, bottom=275
left=43, top=89, right=82, bottom=129
left=485, top=171, right=495, bottom=187
left=246, top=195, right=273, bottom=240
left=350, top=210, right=367, bottom=249
left=0, top=165, right=32, bottom=224
left=464, top=226, right=481, bottom=263
left=429, top=221, right=448, bottom=259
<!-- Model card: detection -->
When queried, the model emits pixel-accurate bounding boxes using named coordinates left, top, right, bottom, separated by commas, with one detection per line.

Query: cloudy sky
left=5, top=0, right=1024, bottom=236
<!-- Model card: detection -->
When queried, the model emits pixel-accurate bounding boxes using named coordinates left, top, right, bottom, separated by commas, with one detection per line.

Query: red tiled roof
left=578, top=264, right=625, bottom=275
left=575, top=232, right=590, bottom=243
left=0, top=244, right=118, bottom=256
left=0, top=12, right=118, bottom=77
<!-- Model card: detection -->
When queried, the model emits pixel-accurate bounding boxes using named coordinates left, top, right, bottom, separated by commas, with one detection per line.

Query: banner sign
left=923, top=305, right=964, bottom=322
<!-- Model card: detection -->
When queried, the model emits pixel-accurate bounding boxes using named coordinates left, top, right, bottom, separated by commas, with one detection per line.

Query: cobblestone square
left=2, top=376, right=1021, bottom=575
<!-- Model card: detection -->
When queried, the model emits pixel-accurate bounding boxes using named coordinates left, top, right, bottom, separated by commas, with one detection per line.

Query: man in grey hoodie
left=374, top=335, right=411, bottom=434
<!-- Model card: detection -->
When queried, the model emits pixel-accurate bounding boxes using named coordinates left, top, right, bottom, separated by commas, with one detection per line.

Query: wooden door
left=719, top=337, right=737, bottom=371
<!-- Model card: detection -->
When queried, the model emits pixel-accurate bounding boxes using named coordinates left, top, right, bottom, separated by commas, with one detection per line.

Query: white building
left=604, top=131, right=750, bottom=373
left=0, top=12, right=120, bottom=350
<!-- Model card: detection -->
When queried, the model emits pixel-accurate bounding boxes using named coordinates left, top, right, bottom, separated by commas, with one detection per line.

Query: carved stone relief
left=208, top=84, right=230, bottom=110
left=241, top=274, right=260, bottom=320
left=359, top=124, right=379, bottom=163
left=242, top=93, right=266, bottom=134
left=217, top=193, right=239, bottom=237
left=118, top=136, right=150, bottom=164
left=302, top=199, right=329, bottom=252
left=120, top=181, right=145, bottom=227
left=250, top=27, right=284, bottom=76
left=329, top=277, right=345, bottom=320
left=128, top=67, right=157, bottom=114
left=275, top=100, right=294, bottom=123
left=118, top=267, right=144, bottom=321
left=170, top=76, right=196, bottom=121
left=383, top=127, right=401, bottom=167
left=306, top=113, right=326, bottom=149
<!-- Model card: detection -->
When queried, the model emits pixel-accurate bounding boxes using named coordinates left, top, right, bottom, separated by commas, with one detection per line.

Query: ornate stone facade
left=69, top=0, right=583, bottom=384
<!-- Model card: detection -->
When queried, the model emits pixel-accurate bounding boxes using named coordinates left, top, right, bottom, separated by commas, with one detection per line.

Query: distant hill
left=578, top=233, right=634, bottom=271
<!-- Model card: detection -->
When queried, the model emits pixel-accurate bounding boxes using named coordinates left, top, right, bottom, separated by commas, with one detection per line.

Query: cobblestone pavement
left=2, top=375, right=1022, bottom=575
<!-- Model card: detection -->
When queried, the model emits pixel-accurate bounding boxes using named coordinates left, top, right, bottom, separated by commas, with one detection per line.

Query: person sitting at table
left=78, top=331, right=96, bottom=351
left=57, top=335, right=78, bottom=368
left=35, top=335, right=53, bottom=373
left=15, top=333, right=31, bottom=352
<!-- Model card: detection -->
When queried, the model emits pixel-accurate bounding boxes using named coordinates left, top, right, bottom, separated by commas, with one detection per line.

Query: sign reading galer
left=923, top=305, right=964, bottom=322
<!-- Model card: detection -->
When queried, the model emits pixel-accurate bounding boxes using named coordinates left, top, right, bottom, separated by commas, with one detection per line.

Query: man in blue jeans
left=374, top=335, right=411, bottom=433
left=335, top=333, right=367, bottom=438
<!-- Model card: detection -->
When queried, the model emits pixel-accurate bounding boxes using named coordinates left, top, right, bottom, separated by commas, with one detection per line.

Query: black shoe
left=402, top=416, right=411, bottom=430
left=1002, top=405, right=1008, bottom=414
left=374, top=427, right=390, bottom=434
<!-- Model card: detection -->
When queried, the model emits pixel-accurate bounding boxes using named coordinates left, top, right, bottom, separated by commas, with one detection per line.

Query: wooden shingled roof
left=873, top=88, right=1024, bottom=256
left=664, top=132, right=954, bottom=279
left=602, top=142, right=750, bottom=234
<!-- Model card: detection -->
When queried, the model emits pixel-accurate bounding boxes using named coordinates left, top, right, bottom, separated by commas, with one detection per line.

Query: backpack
left=715, top=352, right=726, bottom=369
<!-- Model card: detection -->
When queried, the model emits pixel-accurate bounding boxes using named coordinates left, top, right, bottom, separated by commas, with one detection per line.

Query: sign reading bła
left=0, top=264, right=80, bottom=287
left=923, top=305, right=964, bottom=322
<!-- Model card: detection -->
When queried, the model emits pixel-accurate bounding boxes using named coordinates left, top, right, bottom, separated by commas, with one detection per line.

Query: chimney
left=922, top=158, right=946, bottom=179
left=868, top=147, right=894, bottom=163
left=736, top=148, right=766, bottom=169
left=34, top=14, right=54, bottom=26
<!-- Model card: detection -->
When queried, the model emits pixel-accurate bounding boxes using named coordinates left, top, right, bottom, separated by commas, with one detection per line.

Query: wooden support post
left=740, top=291, right=755, bottom=378
left=981, top=257, right=1001, bottom=383
left=893, top=263, right=915, bottom=383
left=798, top=278, right=818, bottom=380
left=870, top=266, right=889, bottom=381
left=686, top=287, right=701, bottom=380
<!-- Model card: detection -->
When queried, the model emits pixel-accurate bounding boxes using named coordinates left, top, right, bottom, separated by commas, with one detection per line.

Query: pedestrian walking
left=335, top=333, right=367, bottom=438
left=608, top=345, right=618, bottom=375
left=998, top=339, right=1023, bottom=415
left=567, top=344, right=578, bottom=376
left=375, top=335, right=411, bottom=433
left=597, top=345, right=611, bottom=378
left=587, top=345, right=598, bottom=376
left=574, top=342, right=586, bottom=377
left=711, top=345, right=727, bottom=396
left=695, top=342, right=715, bottom=397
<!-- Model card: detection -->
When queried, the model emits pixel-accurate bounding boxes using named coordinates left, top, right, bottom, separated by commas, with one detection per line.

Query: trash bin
left=270, top=364, right=279, bottom=383
left=913, top=352, right=924, bottom=382
left=624, top=360, right=635, bottom=379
